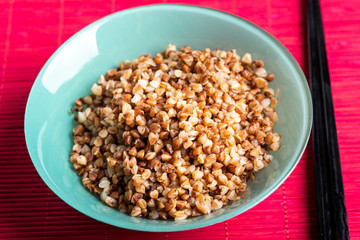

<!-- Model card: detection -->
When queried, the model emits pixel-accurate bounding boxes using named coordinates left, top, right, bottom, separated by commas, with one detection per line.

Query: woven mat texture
left=0, top=0, right=359, bottom=239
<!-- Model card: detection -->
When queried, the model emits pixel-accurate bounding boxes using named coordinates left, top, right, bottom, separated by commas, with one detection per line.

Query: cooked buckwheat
left=70, top=44, right=281, bottom=220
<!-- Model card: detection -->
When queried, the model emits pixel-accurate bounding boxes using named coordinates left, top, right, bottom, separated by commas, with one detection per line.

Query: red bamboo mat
left=1, top=0, right=360, bottom=239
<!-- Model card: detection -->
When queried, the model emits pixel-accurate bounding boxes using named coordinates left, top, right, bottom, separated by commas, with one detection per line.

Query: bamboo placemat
left=0, top=0, right=359, bottom=239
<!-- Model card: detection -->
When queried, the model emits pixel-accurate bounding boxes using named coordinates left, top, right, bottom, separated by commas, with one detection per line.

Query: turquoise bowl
left=25, top=4, right=312, bottom=232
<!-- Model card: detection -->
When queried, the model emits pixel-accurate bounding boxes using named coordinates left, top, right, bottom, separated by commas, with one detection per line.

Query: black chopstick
left=307, top=0, right=349, bottom=239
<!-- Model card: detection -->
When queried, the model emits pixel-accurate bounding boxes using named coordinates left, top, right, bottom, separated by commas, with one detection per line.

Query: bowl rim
left=25, top=4, right=313, bottom=232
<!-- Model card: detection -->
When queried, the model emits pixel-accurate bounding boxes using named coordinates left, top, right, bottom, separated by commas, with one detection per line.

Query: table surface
left=0, top=0, right=359, bottom=239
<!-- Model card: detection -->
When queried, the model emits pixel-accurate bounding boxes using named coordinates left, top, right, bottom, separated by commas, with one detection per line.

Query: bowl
left=25, top=4, right=312, bottom=232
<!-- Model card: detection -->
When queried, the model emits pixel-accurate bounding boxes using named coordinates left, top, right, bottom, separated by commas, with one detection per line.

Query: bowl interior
left=25, top=5, right=312, bottom=232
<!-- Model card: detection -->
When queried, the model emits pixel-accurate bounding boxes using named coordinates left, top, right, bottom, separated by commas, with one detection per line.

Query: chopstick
left=307, top=0, right=349, bottom=239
